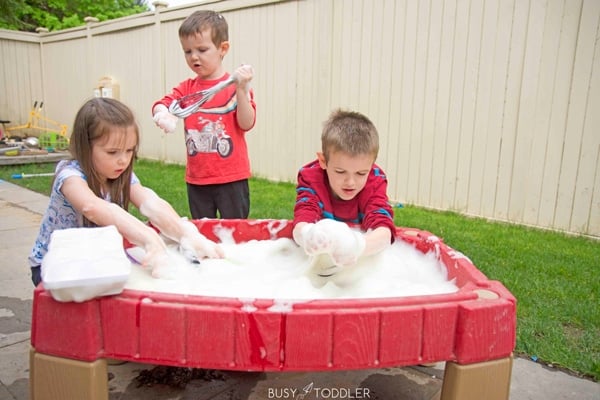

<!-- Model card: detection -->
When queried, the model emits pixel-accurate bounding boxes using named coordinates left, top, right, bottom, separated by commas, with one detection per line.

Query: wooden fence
left=0, top=0, right=598, bottom=237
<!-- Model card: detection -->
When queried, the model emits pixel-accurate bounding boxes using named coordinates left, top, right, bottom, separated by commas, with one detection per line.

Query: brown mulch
left=135, top=366, right=227, bottom=389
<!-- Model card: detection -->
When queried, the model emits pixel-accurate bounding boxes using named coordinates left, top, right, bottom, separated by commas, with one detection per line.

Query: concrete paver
left=1, top=179, right=598, bottom=400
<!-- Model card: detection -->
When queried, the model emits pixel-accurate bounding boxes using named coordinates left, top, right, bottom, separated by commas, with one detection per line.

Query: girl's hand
left=179, top=219, right=225, bottom=261
left=140, top=236, right=172, bottom=278
left=180, top=234, right=224, bottom=261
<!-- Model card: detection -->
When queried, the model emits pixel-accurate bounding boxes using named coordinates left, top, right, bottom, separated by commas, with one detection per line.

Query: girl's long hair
left=68, top=98, right=139, bottom=227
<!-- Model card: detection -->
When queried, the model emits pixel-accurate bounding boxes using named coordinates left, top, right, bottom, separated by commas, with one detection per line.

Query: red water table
left=30, top=219, right=516, bottom=400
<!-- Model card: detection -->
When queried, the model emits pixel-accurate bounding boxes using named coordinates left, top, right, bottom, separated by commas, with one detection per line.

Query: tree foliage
left=0, top=0, right=150, bottom=32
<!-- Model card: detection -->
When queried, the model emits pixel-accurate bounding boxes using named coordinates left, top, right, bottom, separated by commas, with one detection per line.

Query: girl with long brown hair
left=29, top=97, right=223, bottom=286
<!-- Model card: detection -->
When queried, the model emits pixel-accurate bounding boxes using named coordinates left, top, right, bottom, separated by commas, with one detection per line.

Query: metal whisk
left=168, top=74, right=237, bottom=118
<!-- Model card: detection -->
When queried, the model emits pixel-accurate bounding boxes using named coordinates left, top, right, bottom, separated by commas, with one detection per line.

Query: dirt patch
left=562, top=322, right=585, bottom=341
left=135, top=366, right=227, bottom=389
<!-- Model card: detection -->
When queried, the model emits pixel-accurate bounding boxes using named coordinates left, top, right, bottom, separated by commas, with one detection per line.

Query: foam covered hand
left=233, top=64, right=254, bottom=92
left=141, top=241, right=174, bottom=279
left=153, top=110, right=178, bottom=134
left=300, top=222, right=333, bottom=255
left=179, top=219, right=224, bottom=261
left=300, top=219, right=366, bottom=267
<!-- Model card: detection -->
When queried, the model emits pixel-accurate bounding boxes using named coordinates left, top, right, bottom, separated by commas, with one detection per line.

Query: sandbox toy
left=30, top=219, right=516, bottom=400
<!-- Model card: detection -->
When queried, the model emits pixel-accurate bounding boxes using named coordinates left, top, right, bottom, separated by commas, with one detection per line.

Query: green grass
left=0, top=163, right=56, bottom=195
left=396, top=206, right=600, bottom=380
left=1, top=159, right=598, bottom=381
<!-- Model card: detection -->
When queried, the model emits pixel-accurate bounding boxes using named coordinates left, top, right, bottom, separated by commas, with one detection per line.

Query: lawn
left=1, top=158, right=598, bottom=381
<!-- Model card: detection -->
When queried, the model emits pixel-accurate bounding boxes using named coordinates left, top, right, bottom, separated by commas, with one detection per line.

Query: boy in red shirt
left=152, top=10, right=256, bottom=219
left=293, top=109, right=395, bottom=277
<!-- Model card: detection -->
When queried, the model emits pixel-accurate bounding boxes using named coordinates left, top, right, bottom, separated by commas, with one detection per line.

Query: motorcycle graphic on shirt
left=185, top=117, right=233, bottom=158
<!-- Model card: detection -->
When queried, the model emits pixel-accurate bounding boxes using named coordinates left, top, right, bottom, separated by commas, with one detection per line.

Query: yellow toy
left=3, top=101, right=69, bottom=150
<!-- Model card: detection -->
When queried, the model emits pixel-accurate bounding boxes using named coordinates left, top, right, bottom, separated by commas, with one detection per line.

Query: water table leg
left=30, top=348, right=108, bottom=400
left=440, top=356, right=513, bottom=400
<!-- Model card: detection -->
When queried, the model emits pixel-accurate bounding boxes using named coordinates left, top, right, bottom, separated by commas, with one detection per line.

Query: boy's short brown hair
left=179, top=10, right=228, bottom=47
left=321, top=109, right=379, bottom=161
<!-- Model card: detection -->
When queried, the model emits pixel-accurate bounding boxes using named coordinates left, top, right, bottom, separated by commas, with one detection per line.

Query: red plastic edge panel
left=30, top=220, right=517, bottom=371
left=332, top=312, right=379, bottom=369
left=192, top=218, right=293, bottom=242
left=454, top=298, right=517, bottom=364
left=31, top=287, right=102, bottom=361
left=101, top=296, right=139, bottom=358
left=186, top=306, right=237, bottom=369
left=138, top=300, right=186, bottom=363
left=283, top=312, right=333, bottom=370
left=421, top=303, right=459, bottom=362
left=234, top=311, right=284, bottom=369
left=378, top=306, right=423, bottom=365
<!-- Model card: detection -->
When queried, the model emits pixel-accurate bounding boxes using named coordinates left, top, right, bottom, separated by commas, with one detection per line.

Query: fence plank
left=508, top=0, right=545, bottom=223
left=384, top=0, right=408, bottom=204
left=417, top=0, right=443, bottom=207
left=400, top=0, right=420, bottom=204
left=554, top=0, right=599, bottom=232
left=429, top=0, right=456, bottom=211
left=371, top=0, right=396, bottom=177
left=455, top=0, right=484, bottom=213
left=523, top=0, right=565, bottom=226
left=481, top=0, right=514, bottom=218
left=468, top=0, right=500, bottom=216
left=494, top=0, right=529, bottom=222
left=569, top=0, right=600, bottom=234
left=537, top=0, right=582, bottom=229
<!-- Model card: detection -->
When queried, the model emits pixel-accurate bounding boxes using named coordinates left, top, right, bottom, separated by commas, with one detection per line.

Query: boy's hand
left=234, top=64, right=254, bottom=92
left=300, top=219, right=366, bottom=267
left=153, top=110, right=178, bottom=133
left=300, top=222, right=333, bottom=255
left=310, top=253, right=343, bottom=277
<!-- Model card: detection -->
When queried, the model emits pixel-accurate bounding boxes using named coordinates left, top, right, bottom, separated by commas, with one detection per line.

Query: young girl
left=28, top=97, right=223, bottom=286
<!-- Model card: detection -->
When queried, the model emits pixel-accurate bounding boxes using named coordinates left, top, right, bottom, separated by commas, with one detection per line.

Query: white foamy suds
left=124, top=238, right=458, bottom=301
left=213, top=226, right=236, bottom=243
left=447, top=249, right=472, bottom=262
left=265, top=219, right=290, bottom=239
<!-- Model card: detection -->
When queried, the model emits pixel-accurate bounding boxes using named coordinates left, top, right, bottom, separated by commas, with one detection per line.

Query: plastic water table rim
left=31, top=219, right=516, bottom=372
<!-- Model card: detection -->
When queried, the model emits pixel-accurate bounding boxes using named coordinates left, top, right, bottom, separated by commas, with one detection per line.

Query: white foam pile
left=124, top=232, right=458, bottom=301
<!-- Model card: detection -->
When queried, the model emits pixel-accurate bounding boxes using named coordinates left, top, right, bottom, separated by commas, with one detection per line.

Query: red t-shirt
left=153, top=74, right=256, bottom=185
left=293, top=160, right=396, bottom=238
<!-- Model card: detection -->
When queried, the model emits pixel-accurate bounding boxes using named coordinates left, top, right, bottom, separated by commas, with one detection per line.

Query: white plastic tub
left=41, top=225, right=131, bottom=302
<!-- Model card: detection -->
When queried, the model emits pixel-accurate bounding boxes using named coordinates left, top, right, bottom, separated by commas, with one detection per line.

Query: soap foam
left=124, top=238, right=458, bottom=300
